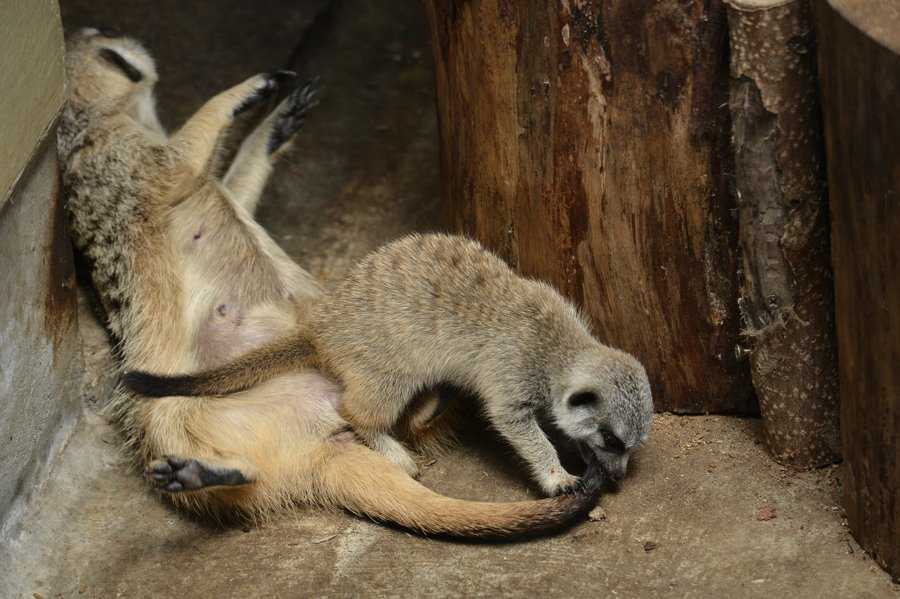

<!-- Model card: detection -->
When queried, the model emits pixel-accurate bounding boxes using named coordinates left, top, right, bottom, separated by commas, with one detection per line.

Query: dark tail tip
left=122, top=370, right=189, bottom=398
left=545, top=457, right=607, bottom=530
left=576, top=457, right=607, bottom=497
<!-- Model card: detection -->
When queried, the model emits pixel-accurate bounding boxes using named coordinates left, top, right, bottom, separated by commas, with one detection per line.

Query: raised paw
left=146, top=455, right=250, bottom=493
left=234, top=70, right=297, bottom=116
left=267, top=77, right=321, bottom=155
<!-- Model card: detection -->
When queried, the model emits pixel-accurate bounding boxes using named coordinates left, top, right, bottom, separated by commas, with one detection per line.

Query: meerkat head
left=64, top=28, right=161, bottom=129
left=551, top=346, right=654, bottom=484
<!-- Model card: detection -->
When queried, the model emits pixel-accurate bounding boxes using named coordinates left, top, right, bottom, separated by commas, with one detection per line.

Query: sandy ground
left=2, top=1, right=897, bottom=597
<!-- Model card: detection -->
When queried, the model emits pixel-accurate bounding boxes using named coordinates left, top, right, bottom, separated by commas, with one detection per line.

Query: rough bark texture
left=726, top=0, right=840, bottom=468
left=814, top=0, right=900, bottom=579
left=425, top=0, right=753, bottom=414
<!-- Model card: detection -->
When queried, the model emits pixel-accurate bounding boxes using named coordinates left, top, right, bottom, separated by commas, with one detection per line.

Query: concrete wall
left=0, top=1, right=83, bottom=535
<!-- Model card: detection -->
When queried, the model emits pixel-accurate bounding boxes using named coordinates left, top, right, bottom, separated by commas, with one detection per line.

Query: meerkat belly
left=194, top=299, right=296, bottom=369
left=173, top=198, right=301, bottom=368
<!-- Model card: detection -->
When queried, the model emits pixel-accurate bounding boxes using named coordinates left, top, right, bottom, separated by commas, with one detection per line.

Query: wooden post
left=726, top=0, right=840, bottom=467
left=424, top=0, right=753, bottom=413
left=815, top=0, right=900, bottom=578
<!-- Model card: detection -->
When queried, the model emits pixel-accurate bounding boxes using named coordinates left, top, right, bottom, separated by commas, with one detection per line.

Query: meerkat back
left=312, top=233, right=579, bottom=386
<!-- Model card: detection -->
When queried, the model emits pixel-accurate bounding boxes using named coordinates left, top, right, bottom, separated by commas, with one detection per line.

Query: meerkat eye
left=601, top=429, right=625, bottom=453
left=568, top=391, right=598, bottom=408
left=98, top=48, right=143, bottom=83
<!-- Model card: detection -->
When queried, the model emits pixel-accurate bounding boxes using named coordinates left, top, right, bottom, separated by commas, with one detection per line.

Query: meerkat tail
left=318, top=442, right=604, bottom=540
left=123, top=334, right=315, bottom=397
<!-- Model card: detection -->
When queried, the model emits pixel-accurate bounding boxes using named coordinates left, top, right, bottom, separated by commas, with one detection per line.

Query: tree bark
left=425, top=0, right=753, bottom=414
left=726, top=0, right=840, bottom=468
left=815, top=0, right=900, bottom=579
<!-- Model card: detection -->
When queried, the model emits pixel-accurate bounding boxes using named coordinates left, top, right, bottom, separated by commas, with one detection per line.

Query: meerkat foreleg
left=169, top=71, right=295, bottom=179
left=489, top=410, right=577, bottom=496
left=223, top=79, right=319, bottom=213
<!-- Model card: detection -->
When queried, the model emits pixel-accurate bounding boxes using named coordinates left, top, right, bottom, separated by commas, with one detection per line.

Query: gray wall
left=0, top=136, right=83, bottom=532
left=0, top=0, right=83, bottom=535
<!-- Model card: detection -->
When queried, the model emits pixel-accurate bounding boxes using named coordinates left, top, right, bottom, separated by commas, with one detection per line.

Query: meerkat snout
left=552, top=347, right=654, bottom=484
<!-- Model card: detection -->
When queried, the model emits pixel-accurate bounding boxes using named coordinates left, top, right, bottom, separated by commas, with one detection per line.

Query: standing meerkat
left=126, top=234, right=655, bottom=495
left=61, top=29, right=603, bottom=539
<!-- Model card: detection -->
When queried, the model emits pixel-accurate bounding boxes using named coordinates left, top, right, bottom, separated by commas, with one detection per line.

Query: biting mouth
left=576, top=442, right=620, bottom=490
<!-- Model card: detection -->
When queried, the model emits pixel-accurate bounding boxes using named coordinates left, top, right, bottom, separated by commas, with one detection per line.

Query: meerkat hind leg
left=340, top=383, right=420, bottom=478
left=368, top=433, right=419, bottom=478
left=223, top=78, right=319, bottom=213
left=170, top=71, right=294, bottom=178
left=147, top=455, right=256, bottom=493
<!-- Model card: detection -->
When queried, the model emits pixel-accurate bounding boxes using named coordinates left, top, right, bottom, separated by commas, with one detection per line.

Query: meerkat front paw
left=233, top=70, right=296, bottom=116
left=267, top=78, right=320, bottom=155
left=540, top=470, right=580, bottom=496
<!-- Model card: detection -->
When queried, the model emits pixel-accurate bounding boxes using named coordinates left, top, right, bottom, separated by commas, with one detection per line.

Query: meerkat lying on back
left=126, top=234, right=654, bottom=495
left=62, top=30, right=603, bottom=539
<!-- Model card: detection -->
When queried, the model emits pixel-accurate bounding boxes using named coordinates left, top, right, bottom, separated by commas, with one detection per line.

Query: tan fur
left=61, top=30, right=600, bottom=538
left=126, top=235, right=655, bottom=495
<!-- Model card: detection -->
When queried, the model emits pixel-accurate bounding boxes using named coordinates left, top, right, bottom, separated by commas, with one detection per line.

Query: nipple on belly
left=215, top=303, right=242, bottom=326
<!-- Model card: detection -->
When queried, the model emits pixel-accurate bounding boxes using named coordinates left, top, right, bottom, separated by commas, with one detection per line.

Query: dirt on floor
left=2, top=0, right=898, bottom=597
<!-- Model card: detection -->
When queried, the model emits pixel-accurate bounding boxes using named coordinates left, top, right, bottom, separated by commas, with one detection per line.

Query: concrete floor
left=2, top=0, right=898, bottom=597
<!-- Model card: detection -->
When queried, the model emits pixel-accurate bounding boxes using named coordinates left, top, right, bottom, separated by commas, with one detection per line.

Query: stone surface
left=0, top=136, right=82, bottom=537
left=0, top=0, right=76, bottom=540
left=3, top=412, right=897, bottom=598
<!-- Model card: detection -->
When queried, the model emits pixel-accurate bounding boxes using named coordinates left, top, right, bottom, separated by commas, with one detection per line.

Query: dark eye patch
left=601, top=429, right=625, bottom=453
left=568, top=391, right=598, bottom=408
left=98, top=48, right=143, bottom=83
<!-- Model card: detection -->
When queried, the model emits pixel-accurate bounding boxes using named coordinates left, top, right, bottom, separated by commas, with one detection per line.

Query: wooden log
left=424, top=0, right=753, bottom=413
left=814, top=0, right=900, bottom=579
left=726, top=0, right=840, bottom=467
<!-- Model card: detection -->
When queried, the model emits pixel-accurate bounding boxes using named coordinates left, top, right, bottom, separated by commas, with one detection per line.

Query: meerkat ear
left=555, top=388, right=604, bottom=441
left=98, top=47, right=144, bottom=83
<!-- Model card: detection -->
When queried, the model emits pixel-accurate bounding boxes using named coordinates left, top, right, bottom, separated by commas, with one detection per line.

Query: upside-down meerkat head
left=64, top=28, right=161, bottom=130
left=551, top=347, right=654, bottom=484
